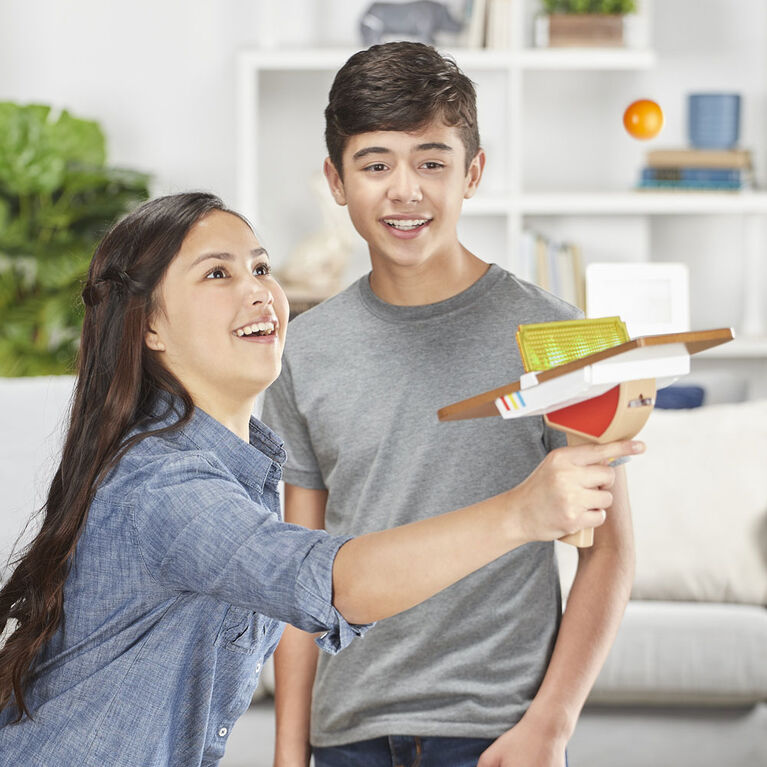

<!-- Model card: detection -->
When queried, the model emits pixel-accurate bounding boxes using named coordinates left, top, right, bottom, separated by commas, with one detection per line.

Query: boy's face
left=324, top=120, right=484, bottom=273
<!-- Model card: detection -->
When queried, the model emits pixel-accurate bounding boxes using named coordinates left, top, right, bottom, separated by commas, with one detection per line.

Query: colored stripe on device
left=500, top=391, right=526, bottom=411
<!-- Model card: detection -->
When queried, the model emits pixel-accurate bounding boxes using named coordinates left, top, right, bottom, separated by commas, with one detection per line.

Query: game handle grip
left=554, top=379, right=656, bottom=548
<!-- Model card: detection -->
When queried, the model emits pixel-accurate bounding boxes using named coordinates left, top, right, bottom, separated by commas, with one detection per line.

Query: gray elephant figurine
left=360, top=1, right=463, bottom=46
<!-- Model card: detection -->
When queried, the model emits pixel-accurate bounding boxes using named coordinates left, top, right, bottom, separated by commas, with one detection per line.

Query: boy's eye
left=254, top=262, right=272, bottom=277
left=422, top=161, right=445, bottom=170
left=364, top=163, right=388, bottom=173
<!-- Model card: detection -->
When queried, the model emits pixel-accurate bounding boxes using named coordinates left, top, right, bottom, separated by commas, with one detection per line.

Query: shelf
left=236, top=14, right=767, bottom=375
left=517, top=48, right=656, bottom=70
left=463, top=191, right=767, bottom=216
left=236, top=46, right=656, bottom=73
left=462, top=196, right=513, bottom=215
left=238, top=47, right=350, bottom=71
left=517, top=191, right=767, bottom=216
left=698, top=337, right=767, bottom=359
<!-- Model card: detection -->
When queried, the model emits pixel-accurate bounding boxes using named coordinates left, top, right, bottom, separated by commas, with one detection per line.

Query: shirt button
left=218, top=727, right=228, bottom=738
left=255, top=662, right=262, bottom=673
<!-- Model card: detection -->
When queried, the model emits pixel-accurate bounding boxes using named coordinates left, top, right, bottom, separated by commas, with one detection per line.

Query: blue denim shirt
left=0, top=398, right=368, bottom=766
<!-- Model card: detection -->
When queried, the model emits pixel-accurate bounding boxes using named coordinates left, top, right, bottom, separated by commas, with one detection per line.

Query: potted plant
left=0, top=103, right=150, bottom=376
left=535, top=0, right=638, bottom=48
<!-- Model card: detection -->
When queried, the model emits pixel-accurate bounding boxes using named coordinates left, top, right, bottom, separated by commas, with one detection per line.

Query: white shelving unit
left=235, top=0, right=767, bottom=388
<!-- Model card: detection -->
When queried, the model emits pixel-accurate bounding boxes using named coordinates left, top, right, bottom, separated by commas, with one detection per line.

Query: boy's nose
left=387, top=167, right=422, bottom=204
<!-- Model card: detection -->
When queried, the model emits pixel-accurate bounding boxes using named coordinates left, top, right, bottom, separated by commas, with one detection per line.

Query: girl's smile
left=145, top=210, right=289, bottom=436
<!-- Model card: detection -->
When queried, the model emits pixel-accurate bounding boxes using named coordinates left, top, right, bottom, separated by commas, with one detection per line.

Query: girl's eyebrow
left=189, top=247, right=268, bottom=270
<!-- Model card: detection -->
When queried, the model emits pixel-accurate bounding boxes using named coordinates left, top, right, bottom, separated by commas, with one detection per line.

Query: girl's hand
left=504, top=440, right=643, bottom=543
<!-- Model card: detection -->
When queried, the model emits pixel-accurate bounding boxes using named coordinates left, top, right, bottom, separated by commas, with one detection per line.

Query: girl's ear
left=464, top=148, right=486, bottom=200
left=144, top=327, right=166, bottom=353
left=323, top=157, right=347, bottom=206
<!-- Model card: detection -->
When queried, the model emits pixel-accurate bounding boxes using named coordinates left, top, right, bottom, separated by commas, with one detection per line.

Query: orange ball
left=623, top=99, right=664, bottom=140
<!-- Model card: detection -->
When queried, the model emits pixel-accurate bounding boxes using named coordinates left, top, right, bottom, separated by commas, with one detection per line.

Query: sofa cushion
left=626, top=400, right=767, bottom=605
left=590, top=601, right=767, bottom=706
left=0, top=376, right=75, bottom=565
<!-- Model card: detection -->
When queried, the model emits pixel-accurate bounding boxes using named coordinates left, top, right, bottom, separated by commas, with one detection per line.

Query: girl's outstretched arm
left=333, top=440, right=643, bottom=624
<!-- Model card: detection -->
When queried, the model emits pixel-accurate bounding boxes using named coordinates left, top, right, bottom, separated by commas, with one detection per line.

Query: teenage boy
left=262, top=42, right=636, bottom=767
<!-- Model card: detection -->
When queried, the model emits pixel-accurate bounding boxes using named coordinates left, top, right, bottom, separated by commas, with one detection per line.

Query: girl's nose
left=247, top=275, right=274, bottom=306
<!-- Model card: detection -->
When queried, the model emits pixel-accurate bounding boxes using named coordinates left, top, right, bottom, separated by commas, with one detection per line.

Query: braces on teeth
left=384, top=219, right=428, bottom=230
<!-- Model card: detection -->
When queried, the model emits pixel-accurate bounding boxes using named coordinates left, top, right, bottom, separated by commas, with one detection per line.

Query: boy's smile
left=381, top=215, right=432, bottom=237
left=324, top=120, right=485, bottom=302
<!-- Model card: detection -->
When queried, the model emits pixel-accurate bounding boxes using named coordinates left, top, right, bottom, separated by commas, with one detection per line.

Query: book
left=555, top=242, right=585, bottom=310
left=465, top=0, right=488, bottom=48
left=535, top=233, right=550, bottom=291
left=523, top=231, right=585, bottom=310
left=646, top=148, right=752, bottom=170
left=641, top=167, right=745, bottom=184
left=485, top=0, right=512, bottom=49
left=638, top=179, right=741, bottom=191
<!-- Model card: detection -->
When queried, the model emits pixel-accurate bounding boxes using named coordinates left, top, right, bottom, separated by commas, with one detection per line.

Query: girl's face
left=145, top=210, right=289, bottom=409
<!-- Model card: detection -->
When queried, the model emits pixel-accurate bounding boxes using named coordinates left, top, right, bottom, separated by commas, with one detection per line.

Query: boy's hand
left=505, top=440, right=644, bottom=544
left=477, top=714, right=567, bottom=767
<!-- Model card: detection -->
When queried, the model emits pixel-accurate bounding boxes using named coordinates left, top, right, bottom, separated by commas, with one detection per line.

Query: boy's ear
left=463, top=149, right=486, bottom=200
left=323, top=157, right=347, bottom=206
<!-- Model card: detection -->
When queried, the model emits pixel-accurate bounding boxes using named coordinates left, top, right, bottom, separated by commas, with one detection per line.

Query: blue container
left=688, top=93, right=741, bottom=149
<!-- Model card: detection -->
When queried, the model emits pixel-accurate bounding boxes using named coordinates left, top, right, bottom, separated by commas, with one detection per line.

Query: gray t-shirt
left=262, top=263, right=580, bottom=745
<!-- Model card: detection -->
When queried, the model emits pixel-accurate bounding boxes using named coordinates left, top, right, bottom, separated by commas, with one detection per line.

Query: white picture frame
left=585, top=262, right=690, bottom=337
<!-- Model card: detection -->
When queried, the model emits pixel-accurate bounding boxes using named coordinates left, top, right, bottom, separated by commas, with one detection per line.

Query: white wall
left=3, top=1, right=764, bottom=216
left=2, top=0, right=766, bottom=350
left=0, top=0, right=391, bottom=202
left=0, top=0, right=265, bottom=201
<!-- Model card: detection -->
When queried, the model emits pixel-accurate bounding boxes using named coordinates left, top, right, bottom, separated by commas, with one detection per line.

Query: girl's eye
left=254, top=262, right=272, bottom=277
left=205, top=267, right=228, bottom=280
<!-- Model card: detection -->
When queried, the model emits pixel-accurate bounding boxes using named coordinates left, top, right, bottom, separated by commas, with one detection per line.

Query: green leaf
left=0, top=101, right=150, bottom=376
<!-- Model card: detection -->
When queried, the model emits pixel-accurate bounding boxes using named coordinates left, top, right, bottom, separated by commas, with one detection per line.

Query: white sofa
left=563, top=399, right=767, bottom=766
left=2, top=377, right=766, bottom=767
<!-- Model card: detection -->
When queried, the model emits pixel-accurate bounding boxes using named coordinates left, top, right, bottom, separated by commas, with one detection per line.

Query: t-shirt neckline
left=357, top=263, right=504, bottom=324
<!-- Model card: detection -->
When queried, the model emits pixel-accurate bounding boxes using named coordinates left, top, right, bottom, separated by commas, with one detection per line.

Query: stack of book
left=519, top=231, right=586, bottom=310
left=638, top=148, right=754, bottom=191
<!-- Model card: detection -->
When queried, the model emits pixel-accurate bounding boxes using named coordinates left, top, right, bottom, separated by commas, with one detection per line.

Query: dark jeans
left=313, top=735, right=569, bottom=767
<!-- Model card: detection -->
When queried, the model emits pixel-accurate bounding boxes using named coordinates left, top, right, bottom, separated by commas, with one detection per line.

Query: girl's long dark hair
left=0, top=192, right=232, bottom=721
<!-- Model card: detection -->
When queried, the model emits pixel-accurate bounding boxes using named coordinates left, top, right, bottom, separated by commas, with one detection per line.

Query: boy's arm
left=273, top=484, right=327, bottom=767
left=478, top=467, right=635, bottom=767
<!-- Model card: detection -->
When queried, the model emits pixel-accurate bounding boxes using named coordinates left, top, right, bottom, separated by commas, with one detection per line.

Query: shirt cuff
left=314, top=608, right=374, bottom=655
left=295, top=532, right=375, bottom=654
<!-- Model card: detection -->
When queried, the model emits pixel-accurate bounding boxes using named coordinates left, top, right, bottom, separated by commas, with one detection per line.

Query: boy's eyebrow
left=351, top=142, right=454, bottom=161
left=414, top=142, right=454, bottom=153
left=352, top=146, right=391, bottom=161
left=189, top=247, right=268, bottom=269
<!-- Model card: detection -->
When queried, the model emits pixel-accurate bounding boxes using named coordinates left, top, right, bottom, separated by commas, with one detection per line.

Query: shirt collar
left=147, top=392, right=286, bottom=493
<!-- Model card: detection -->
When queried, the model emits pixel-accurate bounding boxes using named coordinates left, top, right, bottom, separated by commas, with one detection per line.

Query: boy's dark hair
left=325, top=42, right=480, bottom=177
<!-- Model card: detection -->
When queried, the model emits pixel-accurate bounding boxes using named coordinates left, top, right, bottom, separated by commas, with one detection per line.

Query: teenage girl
left=0, top=193, right=637, bottom=766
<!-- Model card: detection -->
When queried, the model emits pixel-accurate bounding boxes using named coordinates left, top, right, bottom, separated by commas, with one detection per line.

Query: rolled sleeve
left=131, top=453, right=370, bottom=649
left=293, top=532, right=374, bottom=654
